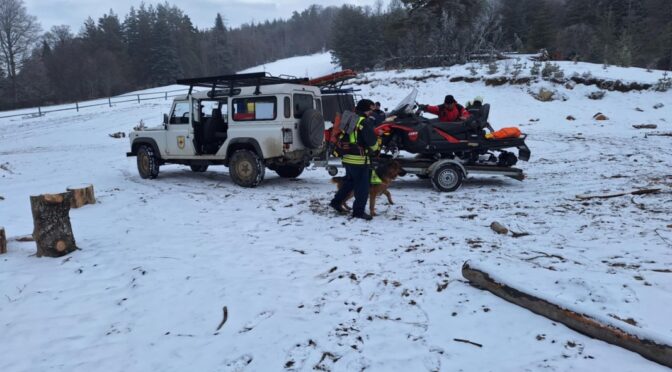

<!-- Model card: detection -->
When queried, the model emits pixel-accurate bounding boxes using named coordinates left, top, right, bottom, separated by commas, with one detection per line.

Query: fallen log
left=15, top=235, right=35, bottom=242
left=646, top=132, right=672, bottom=137
left=0, top=227, right=6, bottom=254
left=462, top=262, right=672, bottom=368
left=576, top=188, right=661, bottom=200
left=30, top=192, right=78, bottom=257
left=66, top=184, right=96, bottom=209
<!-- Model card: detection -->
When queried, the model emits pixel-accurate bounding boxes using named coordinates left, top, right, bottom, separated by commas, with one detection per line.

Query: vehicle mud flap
left=518, top=144, right=531, bottom=161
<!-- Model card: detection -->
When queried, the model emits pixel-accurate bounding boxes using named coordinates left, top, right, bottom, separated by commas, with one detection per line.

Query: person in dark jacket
left=372, top=101, right=386, bottom=124
left=418, top=95, right=470, bottom=122
left=330, top=99, right=380, bottom=220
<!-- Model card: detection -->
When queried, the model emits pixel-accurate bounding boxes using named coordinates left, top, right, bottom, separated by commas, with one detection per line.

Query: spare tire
left=299, top=108, right=325, bottom=149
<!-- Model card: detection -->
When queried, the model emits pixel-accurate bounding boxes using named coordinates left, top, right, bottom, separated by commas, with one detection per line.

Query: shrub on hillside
left=654, top=72, right=671, bottom=92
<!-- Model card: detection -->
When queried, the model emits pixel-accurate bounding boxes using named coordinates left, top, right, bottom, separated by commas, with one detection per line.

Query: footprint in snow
left=238, top=310, right=274, bottom=333
left=222, top=354, right=253, bottom=371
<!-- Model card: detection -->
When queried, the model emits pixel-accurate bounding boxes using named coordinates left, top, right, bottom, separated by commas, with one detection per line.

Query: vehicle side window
left=284, top=97, right=291, bottom=118
left=170, top=101, right=190, bottom=124
left=232, top=97, right=276, bottom=121
left=200, top=100, right=225, bottom=121
left=293, top=94, right=314, bottom=118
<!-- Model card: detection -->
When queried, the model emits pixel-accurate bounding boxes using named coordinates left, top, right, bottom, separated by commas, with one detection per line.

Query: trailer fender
left=427, top=159, right=467, bottom=178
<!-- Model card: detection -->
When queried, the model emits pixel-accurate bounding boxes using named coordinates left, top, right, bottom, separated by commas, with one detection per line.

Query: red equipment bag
left=486, top=127, right=521, bottom=139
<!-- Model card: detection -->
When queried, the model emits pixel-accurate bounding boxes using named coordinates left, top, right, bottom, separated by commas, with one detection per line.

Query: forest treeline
left=1, top=0, right=670, bottom=110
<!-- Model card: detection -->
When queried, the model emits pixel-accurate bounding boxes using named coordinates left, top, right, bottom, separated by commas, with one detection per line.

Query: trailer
left=315, top=155, right=525, bottom=192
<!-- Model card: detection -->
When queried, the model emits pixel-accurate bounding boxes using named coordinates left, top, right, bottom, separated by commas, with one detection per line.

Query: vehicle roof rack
left=177, top=72, right=309, bottom=97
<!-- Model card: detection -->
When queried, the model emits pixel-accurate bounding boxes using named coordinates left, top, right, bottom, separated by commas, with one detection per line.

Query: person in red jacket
left=418, top=95, right=470, bottom=122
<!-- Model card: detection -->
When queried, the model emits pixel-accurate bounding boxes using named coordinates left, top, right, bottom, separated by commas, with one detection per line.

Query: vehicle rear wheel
left=430, top=163, right=463, bottom=192
left=229, top=149, right=265, bottom=187
left=190, top=164, right=209, bottom=172
left=275, top=164, right=304, bottom=178
left=137, top=145, right=160, bottom=179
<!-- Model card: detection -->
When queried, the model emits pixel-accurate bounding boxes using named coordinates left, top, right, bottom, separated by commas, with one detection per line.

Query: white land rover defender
left=127, top=73, right=335, bottom=187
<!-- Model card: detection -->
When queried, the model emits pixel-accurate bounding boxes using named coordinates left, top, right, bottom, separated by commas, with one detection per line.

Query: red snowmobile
left=375, top=89, right=530, bottom=166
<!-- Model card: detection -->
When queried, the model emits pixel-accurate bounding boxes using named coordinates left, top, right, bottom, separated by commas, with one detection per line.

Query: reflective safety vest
left=341, top=117, right=380, bottom=165
left=370, top=170, right=382, bottom=185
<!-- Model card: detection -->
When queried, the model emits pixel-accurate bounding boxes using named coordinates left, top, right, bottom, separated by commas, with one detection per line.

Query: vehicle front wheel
left=275, top=164, right=304, bottom=178
left=229, top=149, right=265, bottom=187
left=190, top=164, right=209, bottom=172
left=430, top=163, right=463, bottom=192
left=137, top=145, right=160, bottom=179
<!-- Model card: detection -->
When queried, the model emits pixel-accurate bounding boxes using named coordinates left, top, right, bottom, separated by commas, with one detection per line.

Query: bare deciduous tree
left=0, top=0, right=40, bottom=106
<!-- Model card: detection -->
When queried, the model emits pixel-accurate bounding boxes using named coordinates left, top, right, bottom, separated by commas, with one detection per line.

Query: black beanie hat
left=355, top=99, right=374, bottom=113
left=444, top=95, right=456, bottom=104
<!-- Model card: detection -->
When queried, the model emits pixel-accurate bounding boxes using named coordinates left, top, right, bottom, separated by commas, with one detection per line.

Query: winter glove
left=418, top=104, right=428, bottom=111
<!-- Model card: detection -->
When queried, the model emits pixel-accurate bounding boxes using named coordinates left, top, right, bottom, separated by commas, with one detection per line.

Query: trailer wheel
left=431, top=163, right=463, bottom=192
left=326, top=165, right=338, bottom=176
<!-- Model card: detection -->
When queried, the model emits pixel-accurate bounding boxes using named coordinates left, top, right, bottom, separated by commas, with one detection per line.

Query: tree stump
left=30, top=192, right=78, bottom=257
left=66, top=184, right=96, bottom=209
left=0, top=227, right=6, bottom=254
left=462, top=262, right=672, bottom=368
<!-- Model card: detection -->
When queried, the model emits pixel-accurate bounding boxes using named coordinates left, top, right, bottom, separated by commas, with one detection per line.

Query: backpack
left=331, top=110, right=364, bottom=157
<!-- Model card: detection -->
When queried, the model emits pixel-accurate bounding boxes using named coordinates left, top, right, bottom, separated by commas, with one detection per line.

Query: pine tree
left=330, top=6, right=373, bottom=70
left=149, top=7, right=182, bottom=85
left=206, top=13, right=233, bottom=75
left=526, top=0, right=554, bottom=51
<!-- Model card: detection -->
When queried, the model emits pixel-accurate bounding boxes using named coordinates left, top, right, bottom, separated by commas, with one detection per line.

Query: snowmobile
left=375, top=89, right=530, bottom=166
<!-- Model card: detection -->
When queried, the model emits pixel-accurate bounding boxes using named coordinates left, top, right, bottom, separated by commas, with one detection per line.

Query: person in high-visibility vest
left=330, top=99, right=380, bottom=220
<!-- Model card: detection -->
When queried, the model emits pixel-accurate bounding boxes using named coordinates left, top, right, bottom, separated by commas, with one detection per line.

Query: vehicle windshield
left=390, top=88, right=418, bottom=116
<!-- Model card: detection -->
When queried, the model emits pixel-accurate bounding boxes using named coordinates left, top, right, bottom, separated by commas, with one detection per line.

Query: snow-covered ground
left=1, top=52, right=671, bottom=372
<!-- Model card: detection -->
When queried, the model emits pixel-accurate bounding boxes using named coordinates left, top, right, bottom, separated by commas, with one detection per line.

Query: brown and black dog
left=331, top=160, right=402, bottom=216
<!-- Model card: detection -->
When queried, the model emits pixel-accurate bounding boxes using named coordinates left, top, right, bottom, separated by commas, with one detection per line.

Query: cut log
left=30, top=192, right=78, bottom=257
left=490, top=221, right=508, bottom=235
left=462, top=262, right=672, bottom=368
left=0, top=227, right=6, bottom=254
left=66, top=184, right=96, bottom=209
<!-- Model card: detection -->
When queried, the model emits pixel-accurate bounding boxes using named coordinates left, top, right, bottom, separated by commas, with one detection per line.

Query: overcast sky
left=24, top=0, right=382, bottom=33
